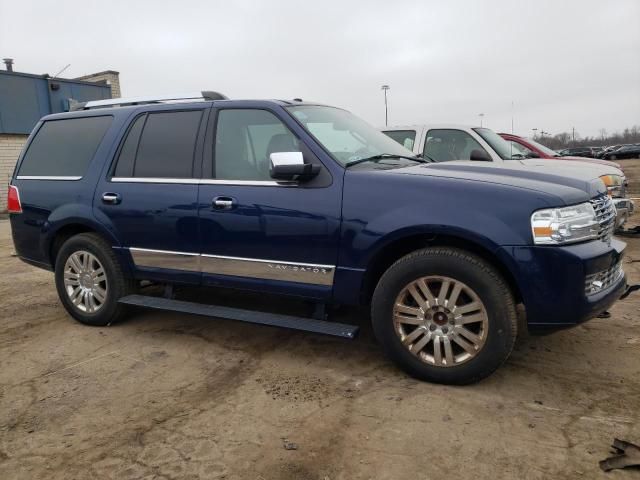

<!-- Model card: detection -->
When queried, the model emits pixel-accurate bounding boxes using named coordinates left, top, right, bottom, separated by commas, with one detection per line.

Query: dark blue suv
left=7, top=92, right=628, bottom=384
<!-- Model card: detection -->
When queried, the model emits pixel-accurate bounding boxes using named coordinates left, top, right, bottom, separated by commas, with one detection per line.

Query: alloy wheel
left=63, top=250, right=108, bottom=313
left=393, top=276, right=489, bottom=367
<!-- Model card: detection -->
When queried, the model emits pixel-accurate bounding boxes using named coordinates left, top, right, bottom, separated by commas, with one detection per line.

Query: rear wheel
left=371, top=247, right=518, bottom=384
left=55, top=233, right=135, bottom=326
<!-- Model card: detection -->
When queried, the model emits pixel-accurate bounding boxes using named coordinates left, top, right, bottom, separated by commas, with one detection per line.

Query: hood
left=392, top=161, right=607, bottom=205
left=519, top=158, right=623, bottom=177
left=551, top=155, right=622, bottom=170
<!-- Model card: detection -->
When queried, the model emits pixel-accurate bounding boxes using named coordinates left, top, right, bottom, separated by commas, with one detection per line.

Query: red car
left=499, top=133, right=621, bottom=169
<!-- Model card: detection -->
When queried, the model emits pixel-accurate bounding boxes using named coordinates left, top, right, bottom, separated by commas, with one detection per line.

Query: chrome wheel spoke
left=394, top=314, right=423, bottom=326
left=455, top=313, right=486, bottom=325
left=402, top=327, right=427, bottom=346
left=457, top=326, right=481, bottom=346
left=411, top=332, right=432, bottom=353
left=69, top=253, right=83, bottom=273
left=454, top=301, right=481, bottom=315
left=93, top=286, right=107, bottom=303
left=433, top=336, right=443, bottom=365
left=443, top=337, right=454, bottom=365
left=407, top=285, right=427, bottom=309
left=416, top=279, right=436, bottom=307
left=64, top=272, right=80, bottom=285
left=437, top=280, right=450, bottom=306
left=395, top=304, right=421, bottom=317
left=452, top=335, right=476, bottom=355
left=447, top=283, right=463, bottom=309
left=93, top=266, right=106, bottom=283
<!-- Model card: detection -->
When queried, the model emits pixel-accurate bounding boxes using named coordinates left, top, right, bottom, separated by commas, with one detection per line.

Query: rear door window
left=113, top=110, right=203, bottom=178
left=18, top=116, right=112, bottom=177
left=425, top=129, right=488, bottom=162
left=382, top=130, right=416, bottom=150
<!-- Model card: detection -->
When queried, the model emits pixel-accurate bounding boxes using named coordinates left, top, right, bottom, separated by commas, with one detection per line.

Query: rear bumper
left=498, top=238, right=627, bottom=331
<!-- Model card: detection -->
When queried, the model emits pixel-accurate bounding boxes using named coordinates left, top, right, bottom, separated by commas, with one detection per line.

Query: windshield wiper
left=345, top=153, right=428, bottom=168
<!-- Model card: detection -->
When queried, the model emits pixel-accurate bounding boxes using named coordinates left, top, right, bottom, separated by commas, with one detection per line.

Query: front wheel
left=371, top=247, right=518, bottom=385
left=55, top=233, right=135, bottom=326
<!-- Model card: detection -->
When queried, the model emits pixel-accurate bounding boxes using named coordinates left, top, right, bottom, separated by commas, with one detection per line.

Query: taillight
left=7, top=185, right=22, bottom=214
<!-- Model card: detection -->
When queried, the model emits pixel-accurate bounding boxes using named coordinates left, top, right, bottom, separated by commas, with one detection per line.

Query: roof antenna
left=53, top=63, right=71, bottom=78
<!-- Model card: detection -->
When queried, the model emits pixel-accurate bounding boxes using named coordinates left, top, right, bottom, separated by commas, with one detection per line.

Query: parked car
left=597, top=145, right=625, bottom=158
left=8, top=94, right=629, bottom=385
left=382, top=125, right=634, bottom=227
left=500, top=134, right=621, bottom=169
left=557, top=146, right=597, bottom=158
left=600, top=144, right=640, bottom=160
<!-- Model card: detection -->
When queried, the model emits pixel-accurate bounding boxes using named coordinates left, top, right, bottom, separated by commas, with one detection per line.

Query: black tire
left=54, top=233, right=135, bottom=326
left=371, top=247, right=518, bottom=385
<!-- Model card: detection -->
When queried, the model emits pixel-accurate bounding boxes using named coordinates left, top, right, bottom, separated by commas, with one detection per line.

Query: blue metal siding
left=0, top=71, right=111, bottom=134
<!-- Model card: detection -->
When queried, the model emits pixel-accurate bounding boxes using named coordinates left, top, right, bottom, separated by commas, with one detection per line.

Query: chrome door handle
left=102, top=192, right=122, bottom=205
left=212, top=196, right=236, bottom=210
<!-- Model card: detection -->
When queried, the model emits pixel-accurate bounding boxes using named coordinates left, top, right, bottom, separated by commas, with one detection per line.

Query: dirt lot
left=0, top=215, right=639, bottom=480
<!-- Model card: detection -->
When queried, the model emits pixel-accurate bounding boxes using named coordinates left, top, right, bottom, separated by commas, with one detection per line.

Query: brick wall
left=74, top=70, right=121, bottom=98
left=0, top=134, right=29, bottom=211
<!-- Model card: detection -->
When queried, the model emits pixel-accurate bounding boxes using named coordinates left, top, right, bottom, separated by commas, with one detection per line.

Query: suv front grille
left=585, top=261, right=623, bottom=296
left=590, top=195, right=616, bottom=242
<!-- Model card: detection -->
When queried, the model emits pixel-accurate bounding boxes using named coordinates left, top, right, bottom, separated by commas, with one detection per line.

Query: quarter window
left=424, top=129, right=488, bottom=162
left=19, top=116, right=112, bottom=177
left=214, top=109, right=300, bottom=181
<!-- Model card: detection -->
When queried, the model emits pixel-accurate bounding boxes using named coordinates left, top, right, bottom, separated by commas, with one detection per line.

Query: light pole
left=478, top=113, right=485, bottom=127
left=532, top=128, right=538, bottom=139
left=381, top=85, right=390, bottom=126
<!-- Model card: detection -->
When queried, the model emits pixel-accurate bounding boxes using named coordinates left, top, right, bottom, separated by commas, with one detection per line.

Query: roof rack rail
left=69, top=91, right=228, bottom=111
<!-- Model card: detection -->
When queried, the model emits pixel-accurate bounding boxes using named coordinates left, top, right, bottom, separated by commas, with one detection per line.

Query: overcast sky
left=1, top=0, right=638, bottom=138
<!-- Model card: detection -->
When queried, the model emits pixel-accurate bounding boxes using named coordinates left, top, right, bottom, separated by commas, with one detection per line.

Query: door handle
left=212, top=196, right=236, bottom=210
left=102, top=192, right=122, bottom=205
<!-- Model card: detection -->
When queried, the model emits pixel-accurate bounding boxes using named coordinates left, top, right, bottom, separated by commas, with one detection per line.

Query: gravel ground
left=0, top=216, right=639, bottom=480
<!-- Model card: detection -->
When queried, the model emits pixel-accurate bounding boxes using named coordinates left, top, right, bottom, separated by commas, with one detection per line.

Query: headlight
left=600, top=174, right=624, bottom=197
left=531, top=202, right=599, bottom=245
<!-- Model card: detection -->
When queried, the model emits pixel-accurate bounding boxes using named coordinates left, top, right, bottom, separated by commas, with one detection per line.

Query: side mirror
left=527, top=151, right=540, bottom=158
left=469, top=149, right=492, bottom=162
left=269, top=152, right=320, bottom=181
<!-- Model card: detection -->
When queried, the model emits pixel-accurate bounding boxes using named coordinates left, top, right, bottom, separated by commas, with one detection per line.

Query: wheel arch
left=361, top=229, right=524, bottom=306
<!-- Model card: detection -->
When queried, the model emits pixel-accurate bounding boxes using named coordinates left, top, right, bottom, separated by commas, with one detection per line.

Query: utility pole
left=381, top=85, right=390, bottom=126
left=572, top=127, right=575, bottom=144
left=478, top=113, right=485, bottom=127
left=532, top=128, right=538, bottom=139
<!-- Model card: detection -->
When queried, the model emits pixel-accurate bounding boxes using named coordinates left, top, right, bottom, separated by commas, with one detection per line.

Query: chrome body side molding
left=111, top=177, right=296, bottom=187
left=16, top=176, right=82, bottom=181
left=127, top=248, right=334, bottom=285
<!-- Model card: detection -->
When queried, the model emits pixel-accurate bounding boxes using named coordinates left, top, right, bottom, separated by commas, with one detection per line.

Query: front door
left=95, top=106, right=207, bottom=283
left=197, top=105, right=342, bottom=299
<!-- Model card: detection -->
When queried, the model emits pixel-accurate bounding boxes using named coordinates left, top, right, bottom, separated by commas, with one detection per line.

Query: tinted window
left=383, top=130, right=416, bottom=150
left=133, top=111, right=202, bottom=178
left=19, top=116, right=112, bottom=177
left=506, top=140, right=531, bottom=158
left=214, top=109, right=299, bottom=180
left=424, top=129, right=488, bottom=162
left=114, top=115, right=145, bottom=177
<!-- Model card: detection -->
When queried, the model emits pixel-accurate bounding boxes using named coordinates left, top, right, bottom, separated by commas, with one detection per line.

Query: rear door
left=196, top=105, right=342, bottom=299
left=94, top=106, right=206, bottom=282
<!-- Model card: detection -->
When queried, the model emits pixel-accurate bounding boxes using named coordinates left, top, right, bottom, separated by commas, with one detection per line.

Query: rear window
left=18, top=116, right=112, bottom=177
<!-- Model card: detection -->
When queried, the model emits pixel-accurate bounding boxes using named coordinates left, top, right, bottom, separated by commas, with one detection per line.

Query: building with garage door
left=0, top=59, right=120, bottom=211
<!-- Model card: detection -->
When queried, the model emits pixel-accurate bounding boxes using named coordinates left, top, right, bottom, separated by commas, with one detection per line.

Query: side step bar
left=118, top=294, right=359, bottom=339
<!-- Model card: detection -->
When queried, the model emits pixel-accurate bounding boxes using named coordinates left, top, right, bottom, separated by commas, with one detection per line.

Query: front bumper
left=613, top=197, right=635, bottom=228
left=497, top=238, right=627, bottom=331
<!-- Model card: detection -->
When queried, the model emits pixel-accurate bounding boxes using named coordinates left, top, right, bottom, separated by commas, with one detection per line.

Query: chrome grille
left=590, top=195, right=616, bottom=242
left=585, top=261, right=624, bottom=296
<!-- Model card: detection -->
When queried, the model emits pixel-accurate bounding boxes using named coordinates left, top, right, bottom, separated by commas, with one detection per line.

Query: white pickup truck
left=381, top=124, right=633, bottom=227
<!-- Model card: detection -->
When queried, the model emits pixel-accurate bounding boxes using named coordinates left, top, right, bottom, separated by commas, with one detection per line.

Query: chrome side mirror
left=269, top=152, right=320, bottom=181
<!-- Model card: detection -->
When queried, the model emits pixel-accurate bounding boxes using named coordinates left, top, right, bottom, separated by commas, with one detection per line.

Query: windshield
left=287, top=105, right=416, bottom=167
left=524, top=137, right=560, bottom=157
left=472, top=128, right=517, bottom=160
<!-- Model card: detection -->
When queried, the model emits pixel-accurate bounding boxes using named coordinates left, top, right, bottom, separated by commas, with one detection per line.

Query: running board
left=118, top=294, right=359, bottom=339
